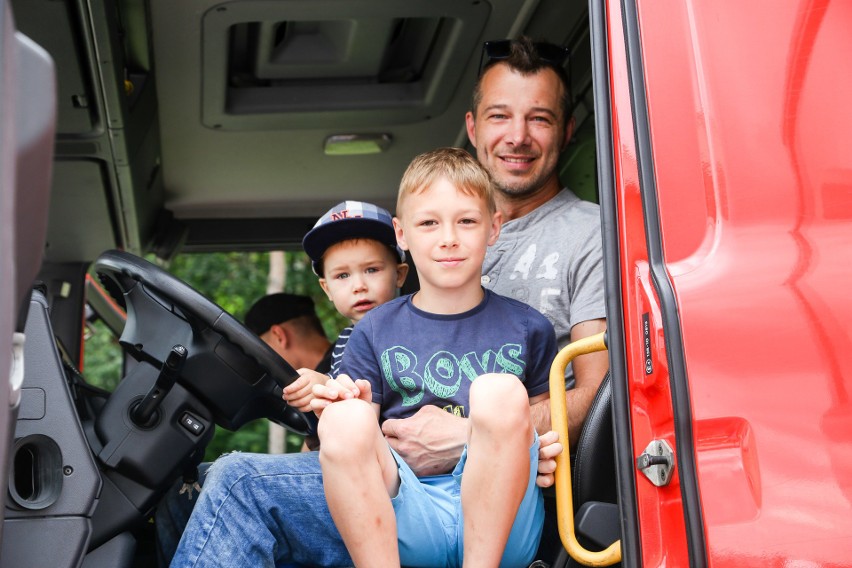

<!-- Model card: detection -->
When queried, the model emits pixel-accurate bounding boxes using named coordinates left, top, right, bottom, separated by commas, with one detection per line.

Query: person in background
left=245, top=293, right=334, bottom=375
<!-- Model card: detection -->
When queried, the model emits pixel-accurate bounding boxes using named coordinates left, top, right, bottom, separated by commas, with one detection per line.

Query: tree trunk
left=267, top=251, right=287, bottom=454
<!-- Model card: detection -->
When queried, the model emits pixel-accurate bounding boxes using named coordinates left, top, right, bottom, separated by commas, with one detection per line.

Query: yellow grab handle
left=549, top=331, right=621, bottom=566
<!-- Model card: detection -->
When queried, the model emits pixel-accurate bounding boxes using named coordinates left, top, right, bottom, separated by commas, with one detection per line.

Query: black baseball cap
left=244, top=293, right=317, bottom=336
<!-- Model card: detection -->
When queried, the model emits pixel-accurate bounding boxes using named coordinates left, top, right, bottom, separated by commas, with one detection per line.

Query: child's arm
left=281, top=369, right=330, bottom=412
left=310, top=373, right=378, bottom=419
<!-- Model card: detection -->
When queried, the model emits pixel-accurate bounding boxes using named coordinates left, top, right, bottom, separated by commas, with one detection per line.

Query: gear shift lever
left=132, top=344, right=187, bottom=427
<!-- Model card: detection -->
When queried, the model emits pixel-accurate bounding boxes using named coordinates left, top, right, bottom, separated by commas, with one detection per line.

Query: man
left=245, top=293, right=334, bottom=374
left=381, top=37, right=608, bottom=479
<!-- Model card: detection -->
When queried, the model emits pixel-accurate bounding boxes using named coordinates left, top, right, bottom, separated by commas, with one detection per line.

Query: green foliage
left=83, top=250, right=349, bottom=457
left=167, top=251, right=348, bottom=339
left=204, top=423, right=268, bottom=460
left=167, top=251, right=270, bottom=320
left=82, top=319, right=123, bottom=391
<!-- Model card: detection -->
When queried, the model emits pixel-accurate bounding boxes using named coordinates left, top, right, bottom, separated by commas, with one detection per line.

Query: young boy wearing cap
left=281, top=201, right=409, bottom=415
left=312, top=148, right=557, bottom=567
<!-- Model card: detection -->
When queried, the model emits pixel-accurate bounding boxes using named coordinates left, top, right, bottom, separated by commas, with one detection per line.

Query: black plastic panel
left=1, top=292, right=102, bottom=565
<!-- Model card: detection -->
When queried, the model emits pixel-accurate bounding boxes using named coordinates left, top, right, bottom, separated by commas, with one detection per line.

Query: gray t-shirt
left=482, top=188, right=606, bottom=351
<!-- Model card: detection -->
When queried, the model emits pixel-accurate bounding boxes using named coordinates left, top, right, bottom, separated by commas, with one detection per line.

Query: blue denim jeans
left=168, top=451, right=351, bottom=567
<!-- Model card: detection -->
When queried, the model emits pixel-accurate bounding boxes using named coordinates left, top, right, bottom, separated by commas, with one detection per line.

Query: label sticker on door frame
left=643, top=312, right=653, bottom=375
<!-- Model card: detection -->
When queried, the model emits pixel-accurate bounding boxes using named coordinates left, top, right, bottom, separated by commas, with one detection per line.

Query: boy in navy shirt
left=312, top=148, right=558, bottom=567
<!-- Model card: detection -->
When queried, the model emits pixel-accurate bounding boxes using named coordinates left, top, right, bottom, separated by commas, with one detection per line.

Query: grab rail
left=549, top=331, right=621, bottom=566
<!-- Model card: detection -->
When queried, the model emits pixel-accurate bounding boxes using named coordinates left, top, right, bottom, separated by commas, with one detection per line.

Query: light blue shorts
left=390, top=432, right=544, bottom=568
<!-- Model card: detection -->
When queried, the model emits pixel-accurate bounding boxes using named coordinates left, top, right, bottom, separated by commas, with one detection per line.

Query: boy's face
left=319, top=239, right=408, bottom=323
left=394, top=177, right=501, bottom=296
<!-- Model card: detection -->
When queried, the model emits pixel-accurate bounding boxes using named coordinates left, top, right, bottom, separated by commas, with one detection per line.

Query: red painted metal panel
left=633, top=0, right=852, bottom=565
left=605, top=1, right=691, bottom=564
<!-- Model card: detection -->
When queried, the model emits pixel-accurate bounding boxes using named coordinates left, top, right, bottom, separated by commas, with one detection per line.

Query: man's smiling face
left=466, top=64, right=569, bottom=201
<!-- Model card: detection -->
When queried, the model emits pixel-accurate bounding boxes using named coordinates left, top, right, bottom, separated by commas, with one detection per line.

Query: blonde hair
left=397, top=147, right=496, bottom=216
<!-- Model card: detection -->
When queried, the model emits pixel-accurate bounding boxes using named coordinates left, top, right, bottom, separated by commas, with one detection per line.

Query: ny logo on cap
left=330, top=210, right=363, bottom=221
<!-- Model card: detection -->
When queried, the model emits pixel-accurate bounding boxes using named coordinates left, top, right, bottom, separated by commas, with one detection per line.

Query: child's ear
left=392, top=217, right=408, bottom=250
left=486, top=210, right=502, bottom=246
left=318, top=278, right=333, bottom=300
left=395, top=263, right=410, bottom=288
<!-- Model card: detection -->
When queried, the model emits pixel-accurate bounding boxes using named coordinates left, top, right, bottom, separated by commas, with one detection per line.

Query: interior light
left=323, top=133, right=392, bottom=155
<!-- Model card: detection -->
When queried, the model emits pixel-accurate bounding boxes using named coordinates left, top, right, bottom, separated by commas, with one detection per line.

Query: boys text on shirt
left=340, top=289, right=556, bottom=423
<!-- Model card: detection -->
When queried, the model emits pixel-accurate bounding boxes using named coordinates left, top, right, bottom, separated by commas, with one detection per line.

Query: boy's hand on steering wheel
left=282, top=369, right=329, bottom=412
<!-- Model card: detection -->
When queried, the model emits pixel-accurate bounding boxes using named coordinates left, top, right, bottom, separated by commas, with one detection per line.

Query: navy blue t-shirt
left=340, top=289, right=556, bottom=422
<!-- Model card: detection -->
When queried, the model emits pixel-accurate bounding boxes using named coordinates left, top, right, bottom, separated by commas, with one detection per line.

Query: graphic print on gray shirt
left=482, top=188, right=606, bottom=351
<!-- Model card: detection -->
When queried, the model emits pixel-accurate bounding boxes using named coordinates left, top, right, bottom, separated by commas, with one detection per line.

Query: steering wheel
left=93, top=249, right=309, bottom=434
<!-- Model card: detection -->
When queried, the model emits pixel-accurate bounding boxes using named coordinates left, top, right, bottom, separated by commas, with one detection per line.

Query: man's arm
left=383, top=391, right=553, bottom=478
left=529, top=317, right=609, bottom=449
left=382, top=405, right=467, bottom=476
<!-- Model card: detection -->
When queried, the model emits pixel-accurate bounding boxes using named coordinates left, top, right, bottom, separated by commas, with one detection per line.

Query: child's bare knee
left=470, top=373, right=530, bottom=432
left=318, top=399, right=374, bottom=437
left=318, top=399, right=376, bottom=458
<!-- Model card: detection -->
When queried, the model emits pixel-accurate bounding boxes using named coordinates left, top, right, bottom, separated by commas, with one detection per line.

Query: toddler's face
left=319, top=239, right=407, bottom=323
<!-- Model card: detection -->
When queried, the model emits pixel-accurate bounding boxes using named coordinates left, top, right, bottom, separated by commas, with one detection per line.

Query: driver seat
left=573, top=371, right=616, bottom=505
left=564, top=371, right=620, bottom=566
left=541, top=372, right=620, bottom=568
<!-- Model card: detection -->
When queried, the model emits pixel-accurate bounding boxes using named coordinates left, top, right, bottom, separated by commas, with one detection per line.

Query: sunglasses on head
left=477, top=39, right=571, bottom=76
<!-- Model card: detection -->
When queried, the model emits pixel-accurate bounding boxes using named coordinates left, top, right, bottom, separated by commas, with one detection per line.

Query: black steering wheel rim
left=93, top=249, right=309, bottom=434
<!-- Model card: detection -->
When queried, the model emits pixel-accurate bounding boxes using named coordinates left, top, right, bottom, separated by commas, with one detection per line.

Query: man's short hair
left=397, top=147, right=496, bottom=216
left=244, top=293, right=326, bottom=338
left=472, top=36, right=573, bottom=126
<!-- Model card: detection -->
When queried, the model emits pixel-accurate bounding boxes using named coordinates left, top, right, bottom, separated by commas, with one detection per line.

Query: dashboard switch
left=180, top=412, right=205, bottom=436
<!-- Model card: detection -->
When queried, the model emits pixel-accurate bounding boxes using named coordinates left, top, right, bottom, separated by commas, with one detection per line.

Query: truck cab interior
left=10, top=0, right=852, bottom=565
left=2, top=0, right=620, bottom=567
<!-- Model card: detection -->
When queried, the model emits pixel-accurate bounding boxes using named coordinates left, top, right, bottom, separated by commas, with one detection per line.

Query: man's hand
left=535, top=430, right=564, bottom=488
left=310, top=374, right=372, bottom=419
left=382, top=405, right=468, bottom=477
left=282, top=369, right=331, bottom=412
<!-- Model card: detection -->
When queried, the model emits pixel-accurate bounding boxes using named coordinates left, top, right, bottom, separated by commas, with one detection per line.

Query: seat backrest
left=573, top=371, right=617, bottom=505
left=1, top=1, right=57, bottom=544
left=2, top=7, right=56, bottom=330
